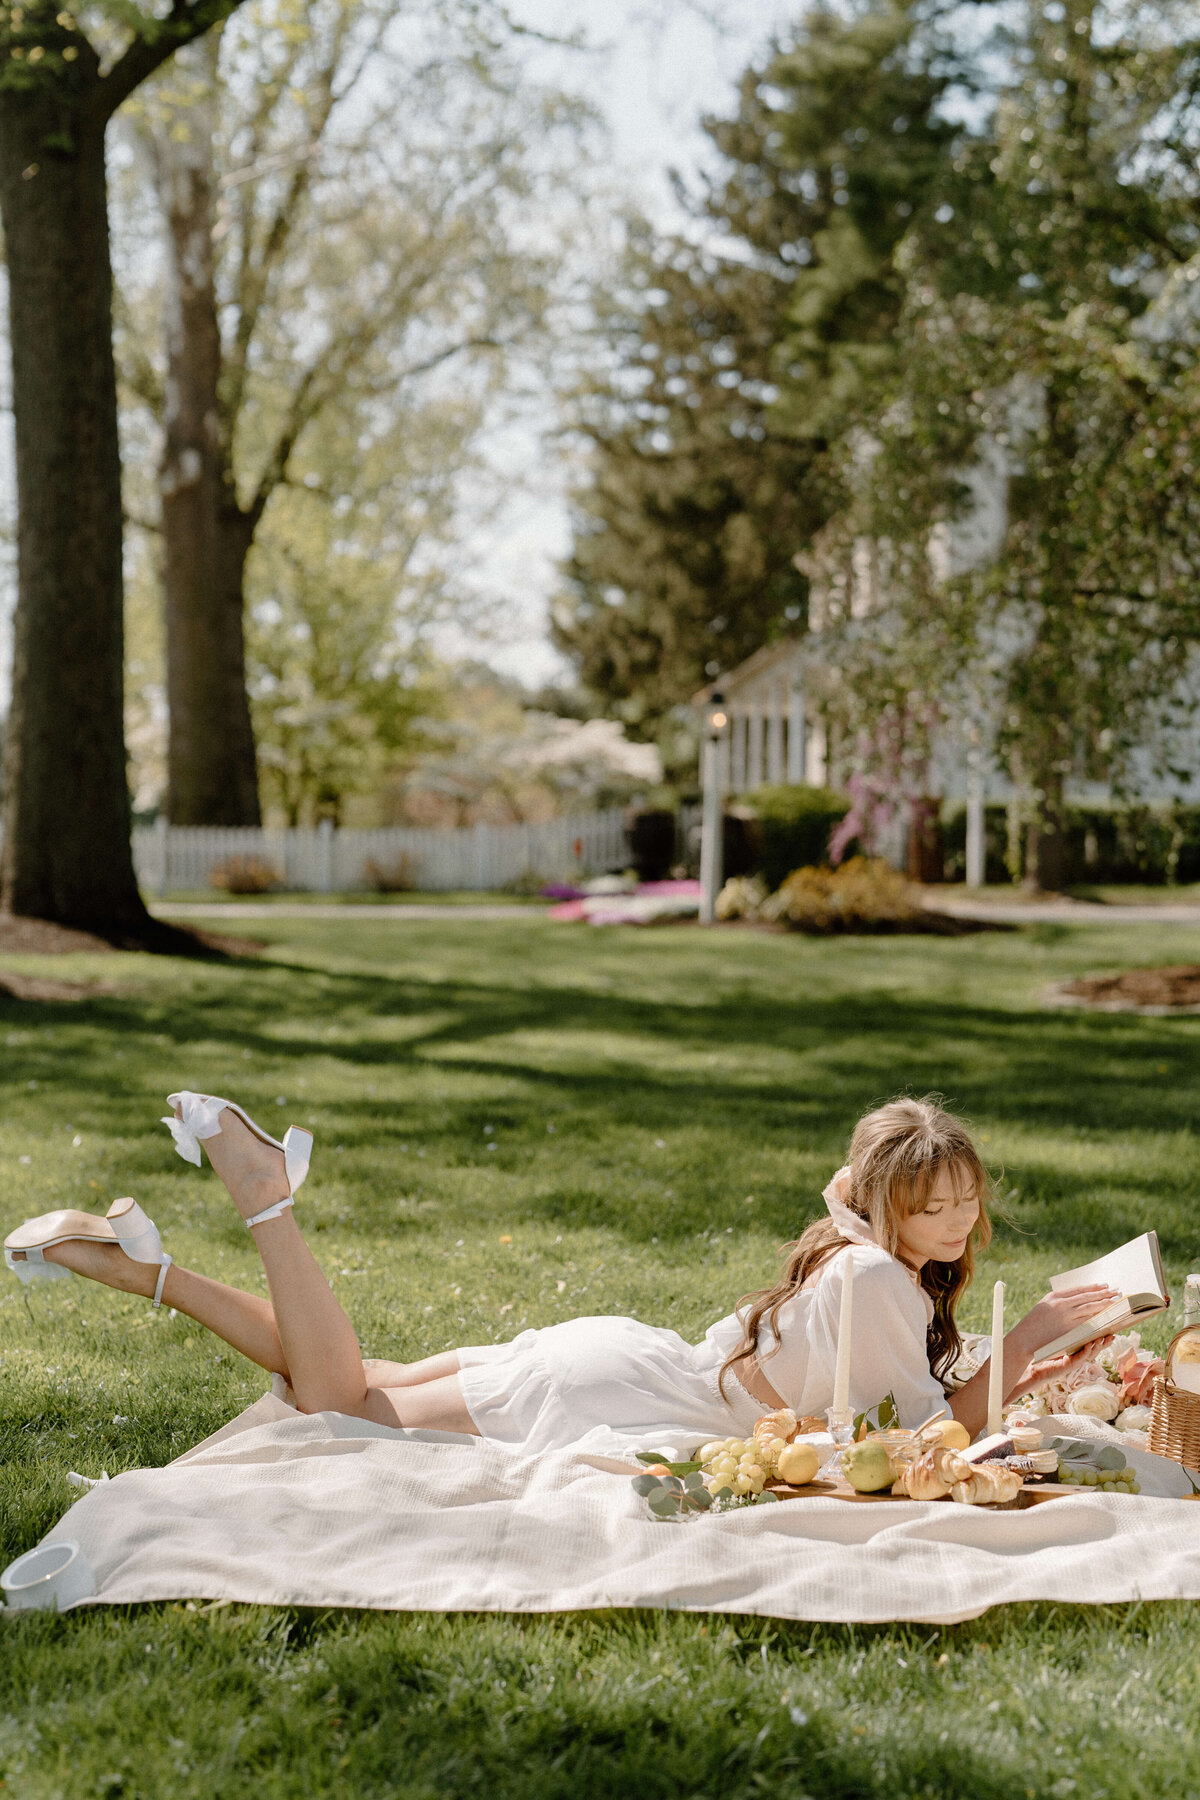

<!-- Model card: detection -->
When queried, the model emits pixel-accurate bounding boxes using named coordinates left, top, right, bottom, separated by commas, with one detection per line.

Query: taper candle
left=986, top=1279, right=1006, bottom=1436
left=831, top=1250, right=855, bottom=1414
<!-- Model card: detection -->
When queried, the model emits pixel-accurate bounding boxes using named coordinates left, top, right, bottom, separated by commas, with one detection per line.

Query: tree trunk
left=1024, top=770, right=1069, bottom=893
left=153, top=78, right=261, bottom=826
left=0, top=93, right=148, bottom=930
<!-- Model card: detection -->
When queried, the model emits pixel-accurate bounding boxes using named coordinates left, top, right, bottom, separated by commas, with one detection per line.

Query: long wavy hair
left=720, top=1096, right=993, bottom=1398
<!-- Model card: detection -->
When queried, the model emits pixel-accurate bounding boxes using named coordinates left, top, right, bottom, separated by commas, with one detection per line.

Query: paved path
left=153, top=897, right=1200, bottom=926
left=153, top=902, right=548, bottom=921
left=924, top=897, right=1200, bottom=925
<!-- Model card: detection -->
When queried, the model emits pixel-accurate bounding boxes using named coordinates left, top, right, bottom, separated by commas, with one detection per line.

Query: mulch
left=1058, top=965, right=1200, bottom=1013
left=0, top=910, right=264, bottom=980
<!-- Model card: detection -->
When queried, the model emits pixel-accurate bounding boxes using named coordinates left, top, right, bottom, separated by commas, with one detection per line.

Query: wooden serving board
left=767, top=1478, right=1074, bottom=1509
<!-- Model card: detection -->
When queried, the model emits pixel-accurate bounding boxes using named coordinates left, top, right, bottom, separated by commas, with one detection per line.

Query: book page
left=1050, top=1232, right=1163, bottom=1305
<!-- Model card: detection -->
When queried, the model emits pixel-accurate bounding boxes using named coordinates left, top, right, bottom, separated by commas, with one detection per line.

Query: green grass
left=2, top=917, right=1199, bottom=1798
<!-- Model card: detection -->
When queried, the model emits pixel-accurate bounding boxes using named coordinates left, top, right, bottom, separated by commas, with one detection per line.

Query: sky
left=440, top=0, right=801, bottom=689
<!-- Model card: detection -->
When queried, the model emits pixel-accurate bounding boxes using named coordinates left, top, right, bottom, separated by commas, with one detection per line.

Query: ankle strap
left=244, top=1196, right=295, bottom=1230
left=152, top=1255, right=172, bottom=1309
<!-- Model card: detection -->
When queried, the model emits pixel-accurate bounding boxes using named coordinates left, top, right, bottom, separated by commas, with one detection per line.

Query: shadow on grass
left=3, top=952, right=1196, bottom=1260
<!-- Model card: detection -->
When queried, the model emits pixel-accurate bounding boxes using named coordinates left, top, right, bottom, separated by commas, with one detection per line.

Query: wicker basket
left=1147, top=1328, right=1200, bottom=1466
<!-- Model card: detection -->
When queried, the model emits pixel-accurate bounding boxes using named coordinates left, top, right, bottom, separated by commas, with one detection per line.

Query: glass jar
left=1183, top=1272, right=1200, bottom=1330
left=1172, top=1320, right=1200, bottom=1396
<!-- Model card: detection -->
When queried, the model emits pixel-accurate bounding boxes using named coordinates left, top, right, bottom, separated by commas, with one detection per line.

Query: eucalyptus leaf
left=683, top=1470, right=705, bottom=1491
left=1096, top=1447, right=1126, bottom=1470
left=689, top=1488, right=715, bottom=1510
left=632, top=1474, right=664, bottom=1496
left=754, top=1489, right=781, bottom=1503
left=648, top=1490, right=680, bottom=1517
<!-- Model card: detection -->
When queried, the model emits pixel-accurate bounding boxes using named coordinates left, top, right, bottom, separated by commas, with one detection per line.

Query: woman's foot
left=7, top=1237, right=161, bottom=1298
left=182, top=1103, right=293, bottom=1224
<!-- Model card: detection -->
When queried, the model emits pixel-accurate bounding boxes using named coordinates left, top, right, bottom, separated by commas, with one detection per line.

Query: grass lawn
left=1, top=915, right=1199, bottom=1799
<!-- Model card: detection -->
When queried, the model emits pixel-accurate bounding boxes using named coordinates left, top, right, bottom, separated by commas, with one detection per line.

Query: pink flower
left=1122, top=1357, right=1164, bottom=1407
left=1063, top=1360, right=1110, bottom=1392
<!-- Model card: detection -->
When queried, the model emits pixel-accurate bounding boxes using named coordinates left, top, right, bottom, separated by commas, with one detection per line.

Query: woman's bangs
left=895, top=1152, right=982, bottom=1217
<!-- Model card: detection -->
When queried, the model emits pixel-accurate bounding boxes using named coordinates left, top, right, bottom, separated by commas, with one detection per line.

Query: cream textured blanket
left=42, top=1399, right=1200, bottom=1624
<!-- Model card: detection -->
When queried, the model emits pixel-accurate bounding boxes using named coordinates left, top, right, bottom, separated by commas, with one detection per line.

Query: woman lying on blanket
left=4, top=1093, right=1118, bottom=1450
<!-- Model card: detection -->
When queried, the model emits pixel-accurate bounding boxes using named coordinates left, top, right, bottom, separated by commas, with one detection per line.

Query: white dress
left=457, top=1243, right=946, bottom=1452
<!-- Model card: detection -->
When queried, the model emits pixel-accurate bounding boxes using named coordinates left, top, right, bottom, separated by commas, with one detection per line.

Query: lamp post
left=966, top=723, right=985, bottom=889
left=699, top=691, right=730, bottom=925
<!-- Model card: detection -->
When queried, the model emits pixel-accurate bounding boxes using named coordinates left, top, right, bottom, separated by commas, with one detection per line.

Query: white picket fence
left=129, top=809, right=633, bottom=896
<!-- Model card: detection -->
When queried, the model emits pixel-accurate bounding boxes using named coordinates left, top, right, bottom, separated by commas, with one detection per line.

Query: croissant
left=949, top=1463, right=1023, bottom=1506
left=753, top=1409, right=798, bottom=1450
left=891, top=1448, right=954, bottom=1501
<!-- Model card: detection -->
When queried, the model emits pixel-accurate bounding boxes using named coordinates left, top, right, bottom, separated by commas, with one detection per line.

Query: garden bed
left=1055, top=964, right=1200, bottom=1013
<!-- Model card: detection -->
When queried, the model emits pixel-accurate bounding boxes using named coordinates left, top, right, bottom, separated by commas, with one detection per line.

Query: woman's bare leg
left=29, top=1248, right=472, bottom=1411
left=194, top=1111, right=367, bottom=1413
left=197, top=1108, right=476, bottom=1429
left=31, top=1238, right=289, bottom=1374
left=364, top=1352, right=462, bottom=1389
left=360, top=1375, right=479, bottom=1434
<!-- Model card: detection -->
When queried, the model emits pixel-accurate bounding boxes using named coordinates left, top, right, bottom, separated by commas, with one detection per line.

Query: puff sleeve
left=756, top=1244, right=947, bottom=1428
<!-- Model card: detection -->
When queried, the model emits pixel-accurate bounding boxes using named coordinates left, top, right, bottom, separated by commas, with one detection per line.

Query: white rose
left=1065, top=1383, right=1121, bottom=1421
left=1114, top=1404, right=1153, bottom=1433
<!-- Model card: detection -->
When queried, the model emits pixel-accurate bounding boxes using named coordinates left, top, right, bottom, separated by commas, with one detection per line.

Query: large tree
left=125, top=0, right=567, bottom=824
left=810, top=0, right=1200, bottom=886
left=0, top=0, right=246, bottom=935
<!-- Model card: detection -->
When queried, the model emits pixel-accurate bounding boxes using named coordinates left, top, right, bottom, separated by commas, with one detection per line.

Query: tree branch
left=225, top=8, right=365, bottom=444
left=94, top=2, right=251, bottom=125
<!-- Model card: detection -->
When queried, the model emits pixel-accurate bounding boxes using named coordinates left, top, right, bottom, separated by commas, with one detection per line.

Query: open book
left=1034, top=1231, right=1168, bottom=1359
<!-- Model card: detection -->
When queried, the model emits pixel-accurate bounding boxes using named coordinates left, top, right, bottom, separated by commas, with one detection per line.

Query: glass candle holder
left=826, top=1406, right=856, bottom=1446
left=819, top=1406, right=856, bottom=1480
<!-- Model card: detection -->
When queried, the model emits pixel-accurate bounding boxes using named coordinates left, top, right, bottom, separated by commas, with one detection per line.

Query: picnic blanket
left=34, top=1398, right=1200, bottom=1624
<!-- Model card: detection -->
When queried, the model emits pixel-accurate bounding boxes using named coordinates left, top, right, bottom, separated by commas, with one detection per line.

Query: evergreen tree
left=553, top=1, right=962, bottom=764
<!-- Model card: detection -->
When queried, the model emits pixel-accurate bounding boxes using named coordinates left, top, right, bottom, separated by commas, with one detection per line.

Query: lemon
left=924, top=1418, right=971, bottom=1452
left=776, top=1441, right=820, bottom=1486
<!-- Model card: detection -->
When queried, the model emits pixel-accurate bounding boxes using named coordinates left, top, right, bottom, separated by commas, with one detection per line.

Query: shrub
left=715, top=875, right=768, bottom=921
left=739, top=784, right=854, bottom=888
left=364, top=853, right=420, bottom=893
left=941, top=800, right=1200, bottom=886
left=760, top=856, right=924, bottom=933
left=503, top=867, right=551, bottom=896
left=625, top=809, right=676, bottom=881
left=209, top=856, right=283, bottom=895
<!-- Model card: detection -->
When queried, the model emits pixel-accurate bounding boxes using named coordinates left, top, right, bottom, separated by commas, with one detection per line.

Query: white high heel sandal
left=162, top=1090, right=313, bottom=1228
left=3, top=1197, right=174, bottom=1306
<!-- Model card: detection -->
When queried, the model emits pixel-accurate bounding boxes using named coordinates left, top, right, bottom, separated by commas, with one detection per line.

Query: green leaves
left=633, top=1453, right=703, bottom=1476
left=853, top=1393, right=899, bottom=1438
left=1048, top=1436, right=1128, bottom=1474
left=630, top=1455, right=783, bottom=1521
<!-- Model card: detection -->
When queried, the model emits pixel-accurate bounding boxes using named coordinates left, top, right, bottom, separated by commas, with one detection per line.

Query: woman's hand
left=1007, top=1283, right=1120, bottom=1369
left=1018, top=1336, right=1115, bottom=1392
